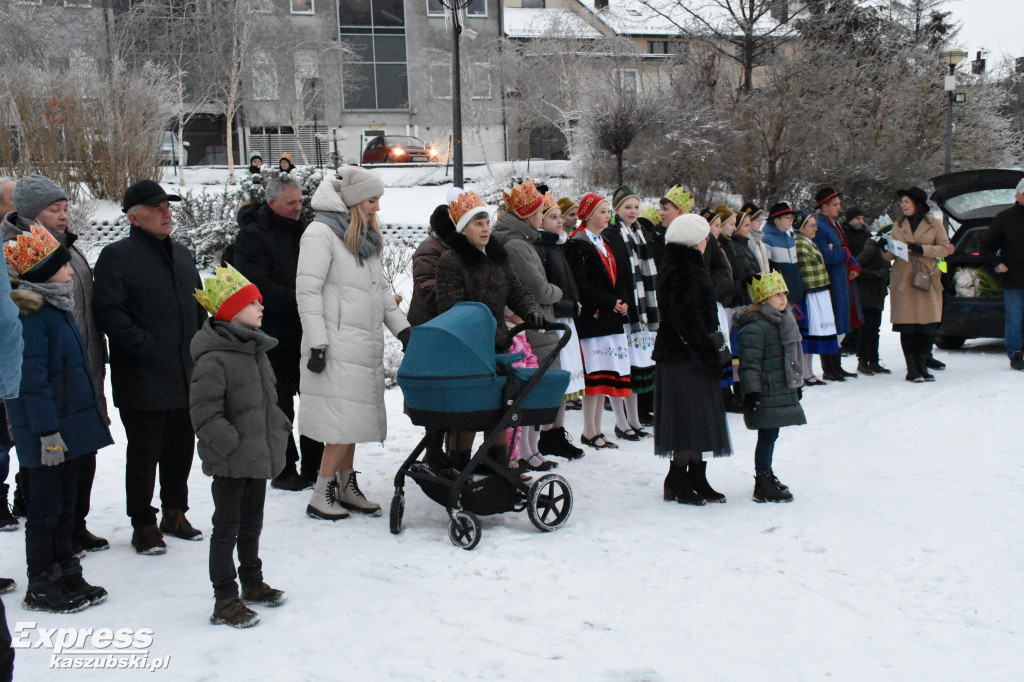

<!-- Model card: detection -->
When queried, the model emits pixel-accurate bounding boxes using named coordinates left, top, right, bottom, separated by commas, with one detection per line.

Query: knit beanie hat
left=747, top=270, right=788, bottom=304
left=449, top=190, right=489, bottom=233
left=4, top=225, right=71, bottom=284
left=557, top=197, right=576, bottom=214
left=665, top=214, right=710, bottom=247
left=611, top=185, right=639, bottom=210
left=336, top=165, right=385, bottom=207
left=715, top=204, right=736, bottom=223
left=12, top=176, right=67, bottom=220
left=194, top=264, right=263, bottom=322
left=502, top=180, right=544, bottom=219
left=249, top=152, right=263, bottom=163
left=845, top=206, right=865, bottom=223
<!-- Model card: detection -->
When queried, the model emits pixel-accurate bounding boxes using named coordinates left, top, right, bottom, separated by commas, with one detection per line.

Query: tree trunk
left=616, top=151, right=623, bottom=186
left=226, top=103, right=235, bottom=184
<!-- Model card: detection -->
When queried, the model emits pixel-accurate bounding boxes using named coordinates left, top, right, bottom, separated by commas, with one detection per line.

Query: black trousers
left=120, top=408, right=195, bottom=526
left=209, top=476, right=265, bottom=600
left=856, top=307, right=883, bottom=363
left=270, top=350, right=323, bottom=478
left=0, top=594, right=12, bottom=682
left=25, top=458, right=80, bottom=580
left=13, top=451, right=96, bottom=531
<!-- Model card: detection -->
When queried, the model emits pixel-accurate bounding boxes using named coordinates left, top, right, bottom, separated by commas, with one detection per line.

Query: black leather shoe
left=614, top=426, right=641, bottom=441
left=271, top=471, right=313, bottom=491
left=926, top=357, right=946, bottom=371
left=821, top=372, right=846, bottom=382
left=581, top=433, right=618, bottom=449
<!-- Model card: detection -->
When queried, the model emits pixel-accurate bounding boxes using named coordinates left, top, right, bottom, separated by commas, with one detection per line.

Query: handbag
left=910, top=259, right=938, bottom=291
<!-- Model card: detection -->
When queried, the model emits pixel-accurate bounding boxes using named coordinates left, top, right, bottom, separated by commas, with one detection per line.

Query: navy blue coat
left=6, top=289, right=112, bottom=468
left=813, top=216, right=862, bottom=334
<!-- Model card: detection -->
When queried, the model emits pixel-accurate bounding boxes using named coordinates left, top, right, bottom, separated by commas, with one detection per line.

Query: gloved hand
left=307, top=347, right=327, bottom=373
left=40, top=432, right=68, bottom=466
left=396, top=327, right=412, bottom=352
left=907, top=243, right=924, bottom=255
left=525, top=312, right=547, bottom=329
left=743, top=392, right=761, bottom=412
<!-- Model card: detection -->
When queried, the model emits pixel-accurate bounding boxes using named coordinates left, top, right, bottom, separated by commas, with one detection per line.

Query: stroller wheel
left=527, top=474, right=573, bottom=532
left=448, top=511, right=482, bottom=550
left=389, top=492, right=405, bottom=535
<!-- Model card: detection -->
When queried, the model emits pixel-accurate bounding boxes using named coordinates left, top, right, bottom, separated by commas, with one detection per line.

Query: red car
left=362, top=135, right=439, bottom=164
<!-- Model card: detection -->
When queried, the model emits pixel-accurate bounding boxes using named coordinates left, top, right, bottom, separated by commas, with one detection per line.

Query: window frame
left=290, top=0, right=315, bottom=14
left=339, top=0, right=411, bottom=111
left=426, top=0, right=487, bottom=18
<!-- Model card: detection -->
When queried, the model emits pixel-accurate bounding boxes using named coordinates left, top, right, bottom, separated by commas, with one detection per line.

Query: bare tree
left=580, top=82, right=661, bottom=186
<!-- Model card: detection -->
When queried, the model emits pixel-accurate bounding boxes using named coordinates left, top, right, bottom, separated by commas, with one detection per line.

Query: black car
left=930, top=168, right=1024, bottom=349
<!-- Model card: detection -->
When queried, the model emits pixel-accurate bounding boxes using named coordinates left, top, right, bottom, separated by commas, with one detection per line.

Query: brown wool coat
left=884, top=214, right=954, bottom=325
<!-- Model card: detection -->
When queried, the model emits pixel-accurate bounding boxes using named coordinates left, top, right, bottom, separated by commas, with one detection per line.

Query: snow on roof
left=503, top=7, right=606, bottom=39
left=576, top=0, right=687, bottom=36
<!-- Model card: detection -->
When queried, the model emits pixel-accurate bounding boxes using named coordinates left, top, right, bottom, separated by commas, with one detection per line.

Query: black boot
left=869, top=359, right=892, bottom=374
left=901, top=335, right=923, bottom=382
left=0, top=484, right=17, bottom=531
left=821, top=354, right=846, bottom=382
left=856, top=359, right=875, bottom=376
left=11, top=470, right=28, bottom=518
left=753, top=474, right=793, bottom=503
left=72, top=523, right=109, bottom=552
left=663, top=460, right=705, bottom=506
left=917, top=354, right=935, bottom=381
left=538, top=427, right=585, bottom=460
left=23, top=565, right=90, bottom=614
left=687, top=461, right=726, bottom=503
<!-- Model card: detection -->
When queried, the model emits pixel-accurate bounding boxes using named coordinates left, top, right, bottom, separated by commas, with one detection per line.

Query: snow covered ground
left=3, top=325, right=1021, bottom=681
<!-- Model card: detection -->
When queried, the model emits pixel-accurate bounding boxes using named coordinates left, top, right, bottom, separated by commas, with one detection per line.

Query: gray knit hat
left=336, top=166, right=384, bottom=207
left=13, top=175, right=67, bottom=220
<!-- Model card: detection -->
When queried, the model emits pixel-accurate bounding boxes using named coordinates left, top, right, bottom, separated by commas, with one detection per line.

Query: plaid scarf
left=619, top=220, right=659, bottom=332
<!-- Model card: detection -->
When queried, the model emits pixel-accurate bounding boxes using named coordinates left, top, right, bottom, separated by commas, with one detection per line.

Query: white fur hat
left=665, top=214, right=710, bottom=247
left=336, top=165, right=384, bottom=207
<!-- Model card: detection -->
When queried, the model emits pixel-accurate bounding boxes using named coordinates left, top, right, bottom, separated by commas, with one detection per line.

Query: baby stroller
left=393, top=302, right=574, bottom=550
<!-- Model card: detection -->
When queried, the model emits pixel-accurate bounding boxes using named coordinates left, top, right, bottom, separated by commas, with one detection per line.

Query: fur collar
left=10, top=287, right=43, bottom=315
left=447, top=229, right=510, bottom=269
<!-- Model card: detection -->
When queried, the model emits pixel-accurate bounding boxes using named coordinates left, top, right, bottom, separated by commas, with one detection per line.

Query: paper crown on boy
left=502, top=180, right=544, bottom=219
left=748, top=270, right=789, bottom=305
left=4, top=225, right=71, bottom=284
left=639, top=205, right=661, bottom=225
left=449, top=190, right=489, bottom=233
left=194, top=264, right=262, bottom=322
left=663, top=185, right=694, bottom=213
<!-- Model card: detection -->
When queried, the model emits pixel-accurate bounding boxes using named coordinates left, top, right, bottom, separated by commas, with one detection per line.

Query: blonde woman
left=296, top=167, right=411, bottom=521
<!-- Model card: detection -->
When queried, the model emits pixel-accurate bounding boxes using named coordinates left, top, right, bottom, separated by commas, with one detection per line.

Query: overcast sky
left=950, top=0, right=1024, bottom=62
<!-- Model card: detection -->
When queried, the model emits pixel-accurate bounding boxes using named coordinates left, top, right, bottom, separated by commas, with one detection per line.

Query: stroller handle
left=507, top=320, right=572, bottom=354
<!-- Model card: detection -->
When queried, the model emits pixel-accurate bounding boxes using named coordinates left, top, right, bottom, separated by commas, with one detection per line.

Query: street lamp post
left=941, top=47, right=968, bottom=175
left=441, top=0, right=474, bottom=188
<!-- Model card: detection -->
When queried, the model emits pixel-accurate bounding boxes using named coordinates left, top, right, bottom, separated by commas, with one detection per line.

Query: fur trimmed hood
left=10, top=285, right=43, bottom=316
left=732, top=305, right=766, bottom=328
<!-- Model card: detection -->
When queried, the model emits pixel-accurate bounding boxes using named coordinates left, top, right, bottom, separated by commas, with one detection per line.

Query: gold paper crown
left=194, top=264, right=260, bottom=320
left=4, top=225, right=60, bottom=276
left=640, top=205, right=661, bottom=226
left=747, top=270, right=789, bottom=304
left=502, top=180, right=544, bottom=218
left=540, top=192, right=558, bottom=215
left=663, top=185, right=694, bottom=213
left=449, top=190, right=488, bottom=232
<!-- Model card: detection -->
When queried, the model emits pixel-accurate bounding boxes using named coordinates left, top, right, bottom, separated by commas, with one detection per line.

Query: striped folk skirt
left=580, top=331, right=631, bottom=397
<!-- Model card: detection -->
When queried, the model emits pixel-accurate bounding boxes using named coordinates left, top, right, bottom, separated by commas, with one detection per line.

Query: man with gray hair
left=233, top=174, right=322, bottom=490
left=93, top=180, right=206, bottom=555
left=981, top=177, right=1024, bottom=370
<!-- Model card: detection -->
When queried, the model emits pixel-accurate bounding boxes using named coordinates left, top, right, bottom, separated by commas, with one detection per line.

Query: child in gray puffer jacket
left=735, top=271, right=807, bottom=504
left=189, top=265, right=292, bottom=628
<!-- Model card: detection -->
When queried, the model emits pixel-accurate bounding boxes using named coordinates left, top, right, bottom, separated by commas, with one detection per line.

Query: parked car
left=161, top=131, right=189, bottom=166
left=930, top=168, right=1024, bottom=349
left=361, top=135, right=439, bottom=164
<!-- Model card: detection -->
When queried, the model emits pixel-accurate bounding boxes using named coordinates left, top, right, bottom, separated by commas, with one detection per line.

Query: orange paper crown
left=502, top=180, right=544, bottom=219
left=449, top=190, right=488, bottom=233
left=4, top=225, right=61, bottom=276
left=540, top=192, right=558, bottom=215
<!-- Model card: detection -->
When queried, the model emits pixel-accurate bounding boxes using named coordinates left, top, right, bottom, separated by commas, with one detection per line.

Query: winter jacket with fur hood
left=735, top=306, right=806, bottom=430
left=3, top=211, right=108, bottom=420
left=189, top=320, right=290, bottom=479
left=5, top=286, right=112, bottom=468
left=295, top=179, right=410, bottom=445
left=407, top=205, right=454, bottom=327
left=434, top=224, right=542, bottom=353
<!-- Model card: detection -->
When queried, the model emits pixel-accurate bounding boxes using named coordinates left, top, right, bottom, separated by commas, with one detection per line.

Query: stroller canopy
left=400, top=302, right=497, bottom=378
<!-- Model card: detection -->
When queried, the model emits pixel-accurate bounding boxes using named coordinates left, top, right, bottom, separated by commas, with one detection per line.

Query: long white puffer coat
left=296, top=179, right=409, bottom=444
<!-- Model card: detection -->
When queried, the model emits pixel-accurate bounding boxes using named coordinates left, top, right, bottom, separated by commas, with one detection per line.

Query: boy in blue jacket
left=5, top=226, right=112, bottom=613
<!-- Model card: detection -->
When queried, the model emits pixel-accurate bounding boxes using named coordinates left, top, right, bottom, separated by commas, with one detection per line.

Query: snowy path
left=2, top=330, right=1021, bottom=680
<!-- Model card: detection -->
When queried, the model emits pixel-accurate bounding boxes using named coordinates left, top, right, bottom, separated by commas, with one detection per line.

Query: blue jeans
left=1004, top=288, right=1024, bottom=356
left=754, top=428, right=780, bottom=474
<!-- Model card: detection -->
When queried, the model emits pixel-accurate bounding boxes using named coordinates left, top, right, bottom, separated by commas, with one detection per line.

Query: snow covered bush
left=170, top=188, right=242, bottom=267
left=238, top=166, right=329, bottom=226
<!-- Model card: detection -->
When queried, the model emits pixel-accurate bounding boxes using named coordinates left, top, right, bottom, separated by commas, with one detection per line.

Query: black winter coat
left=653, top=244, right=721, bottom=371
left=721, top=235, right=759, bottom=306
left=434, top=232, right=541, bottom=352
left=534, top=230, right=579, bottom=319
left=855, top=237, right=890, bottom=310
left=94, top=225, right=206, bottom=411
left=407, top=206, right=454, bottom=327
left=565, top=231, right=632, bottom=339
left=232, top=202, right=307, bottom=357
left=704, top=235, right=735, bottom=306
left=601, top=216, right=641, bottom=324
left=981, top=202, right=1024, bottom=289
left=844, top=224, right=871, bottom=262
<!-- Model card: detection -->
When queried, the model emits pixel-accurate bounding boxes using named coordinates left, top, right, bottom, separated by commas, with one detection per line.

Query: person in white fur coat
left=295, top=167, right=411, bottom=521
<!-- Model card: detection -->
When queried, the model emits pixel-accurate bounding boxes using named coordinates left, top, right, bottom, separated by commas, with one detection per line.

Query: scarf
left=315, top=210, right=383, bottom=266
left=618, top=219, right=659, bottom=332
left=757, top=302, right=804, bottom=389
left=213, top=320, right=279, bottom=353
left=16, top=279, right=75, bottom=312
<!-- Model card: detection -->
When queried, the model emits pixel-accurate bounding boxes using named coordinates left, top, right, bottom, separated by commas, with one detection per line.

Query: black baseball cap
left=121, top=180, right=181, bottom=213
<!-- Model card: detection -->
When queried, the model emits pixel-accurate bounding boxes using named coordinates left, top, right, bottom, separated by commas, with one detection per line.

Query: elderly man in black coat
left=981, top=178, right=1024, bottom=369
left=94, top=180, right=206, bottom=556
left=232, top=174, right=322, bottom=490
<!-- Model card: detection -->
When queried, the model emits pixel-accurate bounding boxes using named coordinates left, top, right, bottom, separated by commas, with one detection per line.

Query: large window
left=427, top=0, right=486, bottom=17
left=340, top=0, right=409, bottom=110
